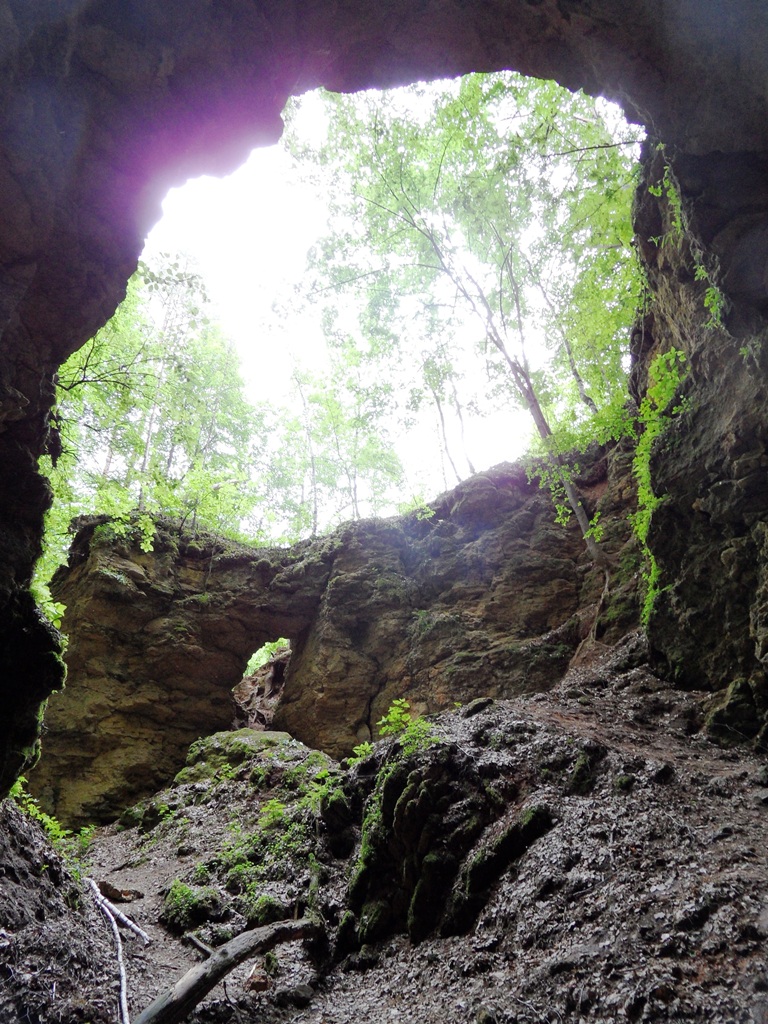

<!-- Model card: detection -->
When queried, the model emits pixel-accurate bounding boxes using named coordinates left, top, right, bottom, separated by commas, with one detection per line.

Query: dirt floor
left=3, top=633, right=768, bottom=1023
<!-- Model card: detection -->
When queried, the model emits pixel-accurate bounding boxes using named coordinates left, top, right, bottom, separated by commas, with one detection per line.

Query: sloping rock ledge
left=32, top=448, right=640, bottom=825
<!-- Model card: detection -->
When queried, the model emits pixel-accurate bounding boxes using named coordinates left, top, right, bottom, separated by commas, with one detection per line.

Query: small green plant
left=614, top=774, right=635, bottom=793
left=191, top=862, right=212, bottom=884
left=584, top=510, right=603, bottom=543
left=695, top=263, right=729, bottom=327
left=244, top=638, right=290, bottom=676
left=305, top=767, right=336, bottom=812
left=10, top=777, right=71, bottom=845
left=29, top=580, right=67, bottom=632
left=399, top=717, right=438, bottom=756
left=259, top=798, right=287, bottom=829
left=75, top=824, right=96, bottom=857
left=264, top=950, right=279, bottom=976
left=348, top=741, right=374, bottom=765
left=567, top=752, right=596, bottom=795
left=376, top=698, right=438, bottom=755
left=91, top=512, right=156, bottom=553
left=648, top=162, right=684, bottom=242
left=648, top=151, right=729, bottom=328
left=161, top=879, right=221, bottom=932
left=377, top=698, right=413, bottom=737
left=413, top=608, right=437, bottom=637
left=241, top=890, right=287, bottom=927
left=739, top=337, right=761, bottom=366
left=150, top=802, right=174, bottom=825
left=398, top=495, right=436, bottom=521
left=10, top=777, right=95, bottom=878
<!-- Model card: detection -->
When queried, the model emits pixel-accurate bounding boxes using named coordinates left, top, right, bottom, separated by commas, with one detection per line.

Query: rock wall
left=31, top=452, right=638, bottom=824
left=2, top=0, right=768, bottom=795
left=631, top=143, right=768, bottom=731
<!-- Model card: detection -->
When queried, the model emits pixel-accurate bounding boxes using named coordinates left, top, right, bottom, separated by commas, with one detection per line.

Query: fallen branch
left=89, top=879, right=131, bottom=1024
left=88, top=879, right=152, bottom=945
left=134, top=917, right=321, bottom=1024
left=185, top=933, right=215, bottom=958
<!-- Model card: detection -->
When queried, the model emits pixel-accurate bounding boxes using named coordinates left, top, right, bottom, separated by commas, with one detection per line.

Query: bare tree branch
left=134, top=918, right=321, bottom=1024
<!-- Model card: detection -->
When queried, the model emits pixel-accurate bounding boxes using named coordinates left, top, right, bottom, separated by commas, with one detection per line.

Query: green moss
left=336, top=910, right=358, bottom=957
left=191, top=862, right=212, bottom=884
left=160, top=879, right=222, bottom=933
left=357, top=899, right=391, bottom=945
left=705, top=678, right=761, bottom=745
left=407, top=850, right=457, bottom=943
left=240, top=891, right=288, bottom=928
left=175, top=729, right=294, bottom=784
left=249, top=765, right=269, bottom=789
left=138, top=799, right=176, bottom=832
left=260, top=798, right=287, bottom=828
left=444, top=804, right=553, bottom=936
left=264, top=951, right=280, bottom=976
left=567, top=752, right=595, bottom=795
left=224, top=859, right=262, bottom=893
left=320, top=786, right=353, bottom=830
left=614, top=774, right=635, bottom=793
left=117, top=803, right=147, bottom=829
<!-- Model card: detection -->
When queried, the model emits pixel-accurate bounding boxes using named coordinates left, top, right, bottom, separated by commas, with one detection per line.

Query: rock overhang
left=2, top=0, right=768, bottom=796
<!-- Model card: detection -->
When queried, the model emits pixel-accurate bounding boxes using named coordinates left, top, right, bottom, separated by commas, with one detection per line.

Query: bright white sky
left=142, top=110, right=328, bottom=385
left=141, top=90, right=531, bottom=502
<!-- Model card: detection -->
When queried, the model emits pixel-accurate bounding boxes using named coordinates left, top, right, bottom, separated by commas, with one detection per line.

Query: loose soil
left=3, top=634, right=768, bottom=1023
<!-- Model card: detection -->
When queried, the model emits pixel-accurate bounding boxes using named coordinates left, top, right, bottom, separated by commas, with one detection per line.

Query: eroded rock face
left=31, top=452, right=638, bottom=824
left=41, top=643, right=768, bottom=1023
left=630, top=145, right=768, bottom=728
left=31, top=519, right=338, bottom=824
left=2, top=0, right=768, bottom=796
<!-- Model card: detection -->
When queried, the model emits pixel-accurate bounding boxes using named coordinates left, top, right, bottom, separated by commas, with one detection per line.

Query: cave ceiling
left=1, top=0, right=767, bottom=796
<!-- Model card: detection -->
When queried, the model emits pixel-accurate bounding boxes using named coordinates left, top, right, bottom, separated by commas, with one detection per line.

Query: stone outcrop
left=31, top=451, right=638, bottom=824
left=630, top=144, right=768, bottom=732
left=14, top=643, right=768, bottom=1023
left=2, top=0, right=768, bottom=796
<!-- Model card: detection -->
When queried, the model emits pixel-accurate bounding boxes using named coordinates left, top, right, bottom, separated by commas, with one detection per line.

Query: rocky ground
left=3, top=633, right=768, bottom=1023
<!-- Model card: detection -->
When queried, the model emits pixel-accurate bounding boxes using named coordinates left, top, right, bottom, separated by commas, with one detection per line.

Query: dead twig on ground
left=88, top=879, right=151, bottom=945
left=88, top=879, right=131, bottom=1024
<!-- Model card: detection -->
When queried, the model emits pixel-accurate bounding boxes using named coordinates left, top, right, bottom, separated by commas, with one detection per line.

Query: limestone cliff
left=631, top=143, right=768, bottom=736
left=31, top=450, right=638, bottom=824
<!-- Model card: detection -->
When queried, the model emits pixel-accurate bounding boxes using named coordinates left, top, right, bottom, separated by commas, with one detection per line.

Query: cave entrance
left=138, top=74, right=643, bottom=540
left=232, top=638, right=291, bottom=731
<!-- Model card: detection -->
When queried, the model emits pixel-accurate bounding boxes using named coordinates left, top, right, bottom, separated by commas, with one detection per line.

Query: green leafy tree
left=37, top=257, right=274, bottom=600
left=275, top=351, right=404, bottom=539
left=287, top=73, right=642, bottom=561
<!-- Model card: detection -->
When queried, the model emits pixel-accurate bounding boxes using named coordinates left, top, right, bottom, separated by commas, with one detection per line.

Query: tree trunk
left=134, top=918, right=320, bottom=1024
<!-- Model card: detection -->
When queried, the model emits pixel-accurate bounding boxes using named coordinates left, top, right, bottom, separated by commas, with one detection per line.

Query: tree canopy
left=284, top=72, right=643, bottom=547
left=37, top=71, right=645, bottom=612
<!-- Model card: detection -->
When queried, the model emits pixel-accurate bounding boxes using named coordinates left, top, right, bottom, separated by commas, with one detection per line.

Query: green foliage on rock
left=647, top=148, right=729, bottom=328
left=240, top=891, right=288, bottom=928
left=630, top=347, right=688, bottom=626
left=160, top=878, right=222, bottom=933
left=245, top=638, right=290, bottom=675
left=376, top=698, right=413, bottom=737
left=9, top=776, right=94, bottom=872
